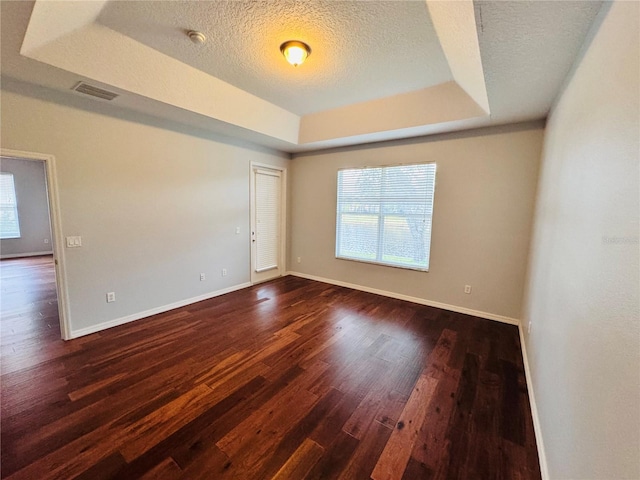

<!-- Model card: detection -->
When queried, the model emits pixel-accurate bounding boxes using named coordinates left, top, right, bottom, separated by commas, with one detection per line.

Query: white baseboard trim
left=518, top=324, right=549, bottom=480
left=1, top=250, right=53, bottom=259
left=285, top=271, right=520, bottom=326
left=69, top=282, right=252, bottom=339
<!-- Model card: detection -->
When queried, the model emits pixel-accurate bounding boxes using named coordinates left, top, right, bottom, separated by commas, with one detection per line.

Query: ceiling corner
left=20, top=0, right=108, bottom=56
left=426, top=0, right=490, bottom=114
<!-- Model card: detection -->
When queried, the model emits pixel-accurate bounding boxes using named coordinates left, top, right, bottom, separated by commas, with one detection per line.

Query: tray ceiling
left=0, top=1, right=603, bottom=153
left=97, top=1, right=452, bottom=116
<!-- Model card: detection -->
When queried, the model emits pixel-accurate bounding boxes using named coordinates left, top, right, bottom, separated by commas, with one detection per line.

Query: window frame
left=0, top=172, right=21, bottom=239
left=335, top=162, right=437, bottom=272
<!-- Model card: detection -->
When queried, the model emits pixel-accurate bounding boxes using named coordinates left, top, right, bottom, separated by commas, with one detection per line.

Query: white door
left=250, top=166, right=284, bottom=284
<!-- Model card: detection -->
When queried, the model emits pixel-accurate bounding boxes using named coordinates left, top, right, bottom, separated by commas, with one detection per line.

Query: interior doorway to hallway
left=0, top=150, right=70, bottom=341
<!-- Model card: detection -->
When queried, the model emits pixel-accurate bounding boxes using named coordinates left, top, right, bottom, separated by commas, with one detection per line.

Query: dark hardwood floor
left=0, top=256, right=541, bottom=479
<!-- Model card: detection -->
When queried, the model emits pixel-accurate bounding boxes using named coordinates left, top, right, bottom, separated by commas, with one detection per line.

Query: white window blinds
left=0, top=173, right=21, bottom=239
left=255, top=169, right=281, bottom=272
left=336, top=163, right=436, bottom=271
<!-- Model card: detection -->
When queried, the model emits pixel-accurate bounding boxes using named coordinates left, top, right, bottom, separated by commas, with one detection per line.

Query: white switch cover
left=235, top=227, right=240, bottom=234
left=66, top=236, right=82, bottom=248
left=106, top=292, right=115, bottom=303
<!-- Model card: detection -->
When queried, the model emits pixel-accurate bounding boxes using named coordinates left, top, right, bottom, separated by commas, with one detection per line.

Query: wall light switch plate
left=66, top=236, right=82, bottom=248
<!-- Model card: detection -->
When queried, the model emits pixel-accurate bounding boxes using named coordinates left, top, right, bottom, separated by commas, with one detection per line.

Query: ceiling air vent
left=71, top=82, right=119, bottom=101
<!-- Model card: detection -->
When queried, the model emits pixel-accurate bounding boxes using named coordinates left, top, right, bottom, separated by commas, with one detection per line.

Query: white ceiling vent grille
left=71, top=82, right=119, bottom=101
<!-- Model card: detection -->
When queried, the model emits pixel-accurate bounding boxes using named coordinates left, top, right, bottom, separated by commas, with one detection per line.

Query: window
left=336, top=163, right=436, bottom=271
left=0, top=173, right=21, bottom=239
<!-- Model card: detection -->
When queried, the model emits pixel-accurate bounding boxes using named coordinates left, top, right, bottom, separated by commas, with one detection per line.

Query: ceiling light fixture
left=280, top=41, right=311, bottom=67
left=187, top=30, right=206, bottom=44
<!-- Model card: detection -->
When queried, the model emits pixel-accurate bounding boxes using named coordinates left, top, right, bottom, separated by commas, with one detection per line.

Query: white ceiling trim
left=426, top=0, right=490, bottom=114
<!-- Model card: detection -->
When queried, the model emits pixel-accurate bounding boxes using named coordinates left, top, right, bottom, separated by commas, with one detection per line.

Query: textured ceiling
left=0, top=0, right=604, bottom=152
left=96, top=0, right=452, bottom=115
left=475, top=0, right=603, bottom=122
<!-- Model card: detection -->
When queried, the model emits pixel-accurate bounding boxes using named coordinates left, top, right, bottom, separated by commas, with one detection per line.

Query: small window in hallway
left=0, top=173, right=21, bottom=239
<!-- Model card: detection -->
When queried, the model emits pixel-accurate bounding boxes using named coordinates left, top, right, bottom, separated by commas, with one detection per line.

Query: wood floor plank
left=411, top=371, right=460, bottom=469
left=370, top=373, right=439, bottom=480
left=372, top=328, right=458, bottom=479
left=337, top=417, right=394, bottom=480
left=119, top=383, right=216, bottom=462
left=342, top=361, right=398, bottom=440
left=110, top=376, right=267, bottom=479
left=139, top=457, right=182, bottom=480
left=1, top=256, right=542, bottom=480
left=402, top=457, right=434, bottom=480
left=6, top=355, right=203, bottom=473
left=176, top=444, right=231, bottom=480
left=308, top=391, right=364, bottom=449
left=270, top=438, right=324, bottom=480
left=215, top=362, right=326, bottom=461
left=305, top=430, right=360, bottom=480
left=257, top=387, right=345, bottom=479
left=434, top=352, right=481, bottom=479
left=71, top=452, right=128, bottom=480
left=67, top=373, right=128, bottom=401
left=170, top=368, right=306, bottom=472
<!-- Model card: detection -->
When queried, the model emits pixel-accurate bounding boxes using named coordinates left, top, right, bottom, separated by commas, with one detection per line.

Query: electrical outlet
left=222, top=268, right=227, bottom=277
left=464, top=285, right=472, bottom=294
left=106, top=292, right=115, bottom=303
left=200, top=273, right=206, bottom=281
left=528, top=321, right=532, bottom=334
left=297, top=257, right=301, bottom=264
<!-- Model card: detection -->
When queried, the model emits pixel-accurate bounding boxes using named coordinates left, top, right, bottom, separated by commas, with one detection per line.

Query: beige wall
left=0, top=157, right=53, bottom=257
left=0, top=81, right=289, bottom=335
left=523, top=2, right=640, bottom=478
left=290, top=123, right=543, bottom=320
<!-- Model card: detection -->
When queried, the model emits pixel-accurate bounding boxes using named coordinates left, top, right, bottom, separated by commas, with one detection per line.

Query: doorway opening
left=0, top=150, right=70, bottom=343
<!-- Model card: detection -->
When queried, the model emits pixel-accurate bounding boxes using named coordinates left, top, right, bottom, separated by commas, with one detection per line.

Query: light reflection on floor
left=249, top=281, right=437, bottom=399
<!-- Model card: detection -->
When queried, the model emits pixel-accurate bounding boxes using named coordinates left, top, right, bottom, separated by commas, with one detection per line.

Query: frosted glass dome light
left=280, top=41, right=311, bottom=67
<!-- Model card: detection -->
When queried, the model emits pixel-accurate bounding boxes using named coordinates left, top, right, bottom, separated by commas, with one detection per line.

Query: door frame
left=1, top=148, right=72, bottom=340
left=249, top=162, right=287, bottom=284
